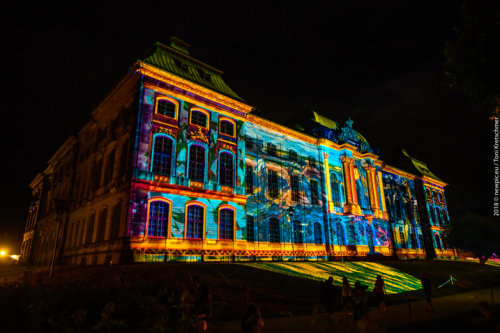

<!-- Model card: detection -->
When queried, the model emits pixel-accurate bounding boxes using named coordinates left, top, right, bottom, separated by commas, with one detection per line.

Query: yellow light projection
left=244, top=262, right=422, bottom=294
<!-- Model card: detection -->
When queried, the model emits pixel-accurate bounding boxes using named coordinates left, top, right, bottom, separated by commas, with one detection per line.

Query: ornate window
left=310, top=179, right=320, bottom=205
left=246, top=215, right=254, bottom=242
left=85, top=213, right=95, bottom=244
left=220, top=120, right=235, bottom=137
left=336, top=223, right=346, bottom=245
left=330, top=173, right=342, bottom=207
left=191, top=110, right=208, bottom=128
left=219, top=152, right=234, bottom=187
left=110, top=203, right=121, bottom=239
left=267, top=143, right=277, bottom=157
left=152, top=136, right=173, bottom=175
left=148, top=201, right=169, bottom=237
left=289, top=150, right=298, bottom=162
left=292, top=220, right=303, bottom=244
left=291, top=175, right=300, bottom=202
left=186, top=205, right=203, bottom=239
left=219, top=208, right=234, bottom=240
left=314, top=222, right=322, bottom=245
left=157, top=100, right=176, bottom=118
left=97, top=208, right=108, bottom=242
left=245, top=165, right=253, bottom=194
left=269, top=218, right=280, bottom=243
left=268, top=170, right=279, bottom=198
left=188, top=145, right=205, bottom=182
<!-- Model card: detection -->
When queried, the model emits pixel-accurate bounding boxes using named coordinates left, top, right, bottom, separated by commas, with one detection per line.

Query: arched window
left=110, top=203, right=122, bottom=240
left=148, top=201, right=169, bottom=237
left=220, top=120, right=234, bottom=136
left=399, top=230, right=406, bottom=248
left=269, top=218, right=280, bottom=243
left=438, top=192, right=444, bottom=203
left=246, top=215, right=255, bottom=242
left=188, top=145, right=205, bottom=182
left=434, top=234, right=442, bottom=250
left=219, top=208, right=234, bottom=240
left=433, top=190, right=439, bottom=203
left=85, top=213, right=95, bottom=244
left=191, top=110, right=208, bottom=127
left=219, top=152, right=234, bottom=187
left=152, top=136, right=173, bottom=175
left=292, top=220, right=303, bottom=244
left=330, top=173, right=341, bottom=207
left=314, top=222, right=322, bottom=245
left=436, top=208, right=442, bottom=226
left=425, top=188, right=431, bottom=199
left=157, top=100, right=176, bottom=118
left=186, top=205, right=203, bottom=239
left=97, top=208, right=108, bottom=242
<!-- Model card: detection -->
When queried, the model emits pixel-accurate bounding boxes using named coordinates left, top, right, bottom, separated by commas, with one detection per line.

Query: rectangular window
left=291, top=175, right=300, bottom=202
left=400, top=232, right=406, bottom=248
left=246, top=216, right=254, bottom=242
left=267, top=143, right=277, bottom=157
left=191, top=111, right=207, bottom=127
left=310, top=180, right=319, bottom=205
left=157, top=100, right=176, bottom=118
left=220, top=120, right=234, bottom=136
left=268, top=170, right=279, bottom=198
left=187, top=205, right=203, bottom=239
left=188, top=145, right=205, bottom=182
left=245, top=136, right=255, bottom=151
left=219, top=153, right=234, bottom=187
left=269, top=218, right=280, bottom=243
left=245, top=165, right=254, bottom=194
left=219, top=209, right=234, bottom=240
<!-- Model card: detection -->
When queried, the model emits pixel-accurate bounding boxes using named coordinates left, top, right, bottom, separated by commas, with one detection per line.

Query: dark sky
left=2, top=0, right=492, bottom=254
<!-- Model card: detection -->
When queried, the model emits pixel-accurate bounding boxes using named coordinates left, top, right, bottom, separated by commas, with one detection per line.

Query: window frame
left=269, top=217, right=280, bottom=243
left=246, top=215, right=255, bottom=242
left=268, top=169, right=280, bottom=198
left=190, top=108, right=210, bottom=129
left=314, top=222, right=322, bottom=245
left=218, top=151, right=235, bottom=187
left=218, top=205, right=236, bottom=240
left=291, top=174, right=300, bottom=202
left=219, top=118, right=236, bottom=138
left=184, top=201, right=206, bottom=239
left=292, top=220, right=303, bottom=244
left=146, top=198, right=172, bottom=238
left=245, top=164, right=254, bottom=195
left=188, top=143, right=207, bottom=182
left=330, top=173, right=342, bottom=207
left=151, top=133, right=175, bottom=176
left=155, top=96, right=179, bottom=120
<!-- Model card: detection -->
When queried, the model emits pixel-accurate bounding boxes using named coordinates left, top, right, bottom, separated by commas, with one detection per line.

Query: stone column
left=364, top=165, right=384, bottom=219
left=340, top=156, right=361, bottom=215
left=323, top=152, right=335, bottom=212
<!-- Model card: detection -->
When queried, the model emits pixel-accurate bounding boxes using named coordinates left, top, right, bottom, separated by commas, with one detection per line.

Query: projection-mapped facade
left=20, top=38, right=452, bottom=266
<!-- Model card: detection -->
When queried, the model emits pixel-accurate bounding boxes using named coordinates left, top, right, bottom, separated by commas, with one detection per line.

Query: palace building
left=20, top=38, right=453, bottom=266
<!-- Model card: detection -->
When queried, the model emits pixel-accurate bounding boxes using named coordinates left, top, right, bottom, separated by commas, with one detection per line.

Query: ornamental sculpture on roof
left=338, top=118, right=370, bottom=151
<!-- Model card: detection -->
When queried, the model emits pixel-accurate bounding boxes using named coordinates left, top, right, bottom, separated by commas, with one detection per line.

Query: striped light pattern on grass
left=245, top=262, right=422, bottom=294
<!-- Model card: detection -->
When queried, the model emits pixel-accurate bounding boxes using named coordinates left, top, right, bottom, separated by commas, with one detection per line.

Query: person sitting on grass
left=374, top=275, right=386, bottom=311
left=421, top=273, right=435, bottom=312
left=241, top=304, right=264, bottom=333
left=353, top=281, right=368, bottom=321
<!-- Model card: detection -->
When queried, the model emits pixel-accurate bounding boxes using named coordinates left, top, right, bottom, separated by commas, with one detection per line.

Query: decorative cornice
left=154, top=127, right=177, bottom=138
left=382, top=164, right=417, bottom=180
left=246, top=114, right=317, bottom=145
left=363, top=165, right=376, bottom=172
left=421, top=175, right=448, bottom=188
left=340, top=156, right=355, bottom=164
left=137, top=62, right=253, bottom=114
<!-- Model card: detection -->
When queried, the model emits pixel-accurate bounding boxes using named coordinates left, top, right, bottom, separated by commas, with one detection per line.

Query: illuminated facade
left=20, top=38, right=453, bottom=266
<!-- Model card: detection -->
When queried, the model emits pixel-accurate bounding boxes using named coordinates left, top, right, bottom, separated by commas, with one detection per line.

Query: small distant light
left=0, top=251, right=5, bottom=256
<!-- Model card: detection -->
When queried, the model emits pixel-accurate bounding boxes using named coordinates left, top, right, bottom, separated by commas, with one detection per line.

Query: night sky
left=2, top=1, right=492, bottom=254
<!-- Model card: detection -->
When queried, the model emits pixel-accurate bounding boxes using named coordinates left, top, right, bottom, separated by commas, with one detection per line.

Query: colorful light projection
left=245, top=262, right=422, bottom=294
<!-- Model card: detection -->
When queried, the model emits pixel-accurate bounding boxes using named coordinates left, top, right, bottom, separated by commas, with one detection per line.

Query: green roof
left=402, top=149, right=444, bottom=182
left=140, top=40, right=244, bottom=102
